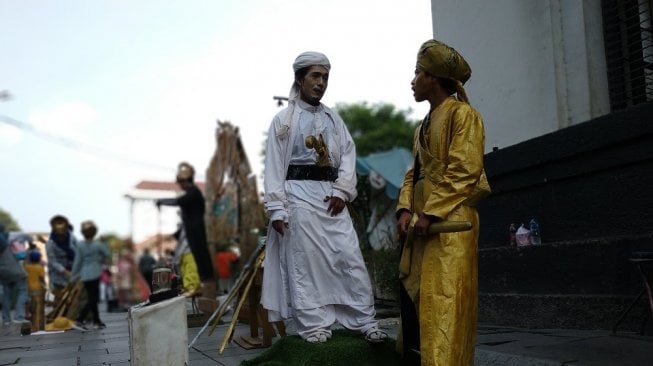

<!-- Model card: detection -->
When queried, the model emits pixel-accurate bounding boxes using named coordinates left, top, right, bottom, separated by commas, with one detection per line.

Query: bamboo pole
left=188, top=243, right=266, bottom=349
left=218, top=249, right=265, bottom=354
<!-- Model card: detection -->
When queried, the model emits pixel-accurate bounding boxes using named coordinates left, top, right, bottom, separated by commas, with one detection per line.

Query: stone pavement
left=1, top=301, right=652, bottom=365
left=474, top=324, right=653, bottom=366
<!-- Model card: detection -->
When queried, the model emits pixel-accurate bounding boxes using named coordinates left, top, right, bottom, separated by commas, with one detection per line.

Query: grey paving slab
left=79, top=340, right=109, bottom=351
left=474, top=349, right=561, bottom=366
left=79, top=350, right=130, bottom=365
left=16, top=357, right=79, bottom=366
left=3, top=302, right=652, bottom=365
left=474, top=325, right=653, bottom=366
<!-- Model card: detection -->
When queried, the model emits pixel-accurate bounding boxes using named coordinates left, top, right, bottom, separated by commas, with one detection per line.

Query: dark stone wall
left=479, top=236, right=653, bottom=296
left=478, top=101, right=653, bottom=247
left=476, top=101, right=653, bottom=330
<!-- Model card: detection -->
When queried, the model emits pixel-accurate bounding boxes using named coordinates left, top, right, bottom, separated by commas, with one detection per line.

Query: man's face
left=298, top=65, right=329, bottom=105
left=52, top=222, right=68, bottom=237
left=177, top=180, right=193, bottom=190
left=411, top=67, right=434, bottom=102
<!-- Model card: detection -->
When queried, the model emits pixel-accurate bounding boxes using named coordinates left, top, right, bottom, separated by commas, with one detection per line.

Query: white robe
left=262, top=99, right=374, bottom=322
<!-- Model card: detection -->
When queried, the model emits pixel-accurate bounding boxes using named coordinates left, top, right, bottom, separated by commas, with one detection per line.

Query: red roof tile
left=134, top=180, right=205, bottom=192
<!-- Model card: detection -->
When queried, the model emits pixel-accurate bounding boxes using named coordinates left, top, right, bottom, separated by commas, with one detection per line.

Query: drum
left=151, top=267, right=172, bottom=294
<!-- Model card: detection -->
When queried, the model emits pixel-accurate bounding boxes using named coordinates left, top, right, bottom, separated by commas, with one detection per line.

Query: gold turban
left=417, top=39, right=473, bottom=103
left=176, top=161, right=195, bottom=182
left=417, top=39, right=471, bottom=84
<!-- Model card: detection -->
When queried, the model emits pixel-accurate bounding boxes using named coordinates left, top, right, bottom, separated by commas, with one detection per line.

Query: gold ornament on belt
left=305, top=134, right=331, bottom=167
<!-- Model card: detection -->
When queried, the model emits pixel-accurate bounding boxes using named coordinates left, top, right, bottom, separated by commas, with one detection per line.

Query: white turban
left=292, top=51, right=331, bottom=73
left=289, top=51, right=331, bottom=102
left=277, top=52, right=331, bottom=136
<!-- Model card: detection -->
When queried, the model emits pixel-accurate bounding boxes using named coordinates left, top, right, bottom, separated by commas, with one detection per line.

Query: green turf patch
left=240, top=329, right=402, bottom=366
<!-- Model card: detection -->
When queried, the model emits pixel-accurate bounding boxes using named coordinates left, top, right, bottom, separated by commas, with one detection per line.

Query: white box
left=128, top=296, right=189, bottom=366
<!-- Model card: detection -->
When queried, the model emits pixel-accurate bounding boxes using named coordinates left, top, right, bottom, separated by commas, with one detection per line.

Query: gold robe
left=397, top=97, right=490, bottom=366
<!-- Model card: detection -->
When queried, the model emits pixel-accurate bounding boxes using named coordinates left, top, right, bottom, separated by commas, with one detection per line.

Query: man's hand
left=324, top=196, right=346, bottom=217
left=272, top=220, right=288, bottom=236
left=414, top=214, right=438, bottom=237
left=397, top=211, right=412, bottom=238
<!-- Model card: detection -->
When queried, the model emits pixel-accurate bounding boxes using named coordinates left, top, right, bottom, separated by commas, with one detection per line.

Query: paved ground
left=1, top=300, right=652, bottom=365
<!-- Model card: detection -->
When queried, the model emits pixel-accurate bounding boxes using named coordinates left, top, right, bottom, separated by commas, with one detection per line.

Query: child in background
left=71, top=221, right=110, bottom=329
left=24, top=251, right=46, bottom=331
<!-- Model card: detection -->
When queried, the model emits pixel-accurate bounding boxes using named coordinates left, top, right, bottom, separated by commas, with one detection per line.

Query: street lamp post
left=0, top=90, right=11, bottom=101
left=124, top=194, right=136, bottom=243
left=273, top=96, right=288, bottom=107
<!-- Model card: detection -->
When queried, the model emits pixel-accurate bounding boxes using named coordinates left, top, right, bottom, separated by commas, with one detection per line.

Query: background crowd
left=1, top=215, right=158, bottom=331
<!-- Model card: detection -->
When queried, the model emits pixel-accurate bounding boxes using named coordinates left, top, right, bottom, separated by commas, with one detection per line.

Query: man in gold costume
left=396, top=39, right=491, bottom=366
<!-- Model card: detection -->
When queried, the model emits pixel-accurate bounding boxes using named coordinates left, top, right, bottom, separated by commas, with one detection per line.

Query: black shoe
left=94, top=322, right=106, bottom=329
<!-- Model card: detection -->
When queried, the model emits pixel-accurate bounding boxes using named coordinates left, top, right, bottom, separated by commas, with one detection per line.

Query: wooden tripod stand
left=188, top=241, right=286, bottom=354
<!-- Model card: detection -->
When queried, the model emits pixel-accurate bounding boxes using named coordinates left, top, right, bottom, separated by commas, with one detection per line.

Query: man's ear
left=428, top=74, right=439, bottom=86
left=430, top=75, right=444, bottom=92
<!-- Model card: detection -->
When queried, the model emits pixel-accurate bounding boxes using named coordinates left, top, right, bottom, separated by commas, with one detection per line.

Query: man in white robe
left=261, top=51, right=387, bottom=344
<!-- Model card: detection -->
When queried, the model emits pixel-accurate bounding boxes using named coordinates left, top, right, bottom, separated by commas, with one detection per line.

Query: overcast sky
left=0, top=0, right=432, bottom=237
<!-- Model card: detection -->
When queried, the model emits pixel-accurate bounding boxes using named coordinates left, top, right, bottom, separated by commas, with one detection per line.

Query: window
left=602, top=0, right=653, bottom=110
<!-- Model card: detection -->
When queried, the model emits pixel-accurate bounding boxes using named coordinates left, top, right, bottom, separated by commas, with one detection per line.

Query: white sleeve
left=263, top=112, right=289, bottom=217
left=331, top=114, right=358, bottom=202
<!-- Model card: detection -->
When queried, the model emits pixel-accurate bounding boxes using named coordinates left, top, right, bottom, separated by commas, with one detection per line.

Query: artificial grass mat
left=240, top=329, right=402, bottom=366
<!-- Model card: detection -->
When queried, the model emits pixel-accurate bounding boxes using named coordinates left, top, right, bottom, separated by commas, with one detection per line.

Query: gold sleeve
left=423, top=105, right=486, bottom=220
left=396, top=127, right=420, bottom=216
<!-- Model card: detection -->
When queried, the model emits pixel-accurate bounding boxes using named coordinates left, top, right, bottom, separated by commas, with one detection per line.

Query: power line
left=0, top=90, right=11, bottom=101
left=0, top=114, right=177, bottom=174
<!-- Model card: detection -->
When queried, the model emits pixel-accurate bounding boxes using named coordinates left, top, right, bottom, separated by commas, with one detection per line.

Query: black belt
left=286, top=165, right=338, bottom=182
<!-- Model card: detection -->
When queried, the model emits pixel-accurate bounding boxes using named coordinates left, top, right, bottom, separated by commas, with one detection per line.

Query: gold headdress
left=417, top=39, right=472, bottom=103
left=176, top=161, right=195, bottom=182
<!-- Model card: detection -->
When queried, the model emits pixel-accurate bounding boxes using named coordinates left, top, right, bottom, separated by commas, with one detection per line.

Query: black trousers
left=78, top=279, right=101, bottom=324
left=142, top=271, right=153, bottom=291
left=400, top=282, right=421, bottom=366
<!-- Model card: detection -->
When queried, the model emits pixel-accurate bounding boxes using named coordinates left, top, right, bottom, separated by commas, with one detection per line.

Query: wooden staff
left=404, top=213, right=473, bottom=245
left=48, top=282, right=74, bottom=319
left=218, top=249, right=265, bottom=354
left=188, top=243, right=265, bottom=349
left=208, top=244, right=265, bottom=336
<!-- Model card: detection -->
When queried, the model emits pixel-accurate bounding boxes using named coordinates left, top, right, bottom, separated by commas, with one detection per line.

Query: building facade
left=430, top=0, right=651, bottom=151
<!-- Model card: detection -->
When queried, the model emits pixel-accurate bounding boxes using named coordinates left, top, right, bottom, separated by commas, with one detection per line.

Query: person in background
left=138, top=248, right=156, bottom=292
left=261, top=51, right=387, bottom=344
left=24, top=250, right=46, bottom=331
left=115, top=249, right=134, bottom=309
left=99, top=265, right=111, bottom=303
left=71, top=220, right=110, bottom=329
left=157, top=248, right=175, bottom=269
left=215, top=243, right=240, bottom=295
left=46, top=215, right=77, bottom=307
left=0, top=224, right=28, bottom=325
left=396, top=39, right=490, bottom=365
left=156, top=162, right=217, bottom=309
left=172, top=222, right=200, bottom=297
left=26, top=241, right=41, bottom=263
